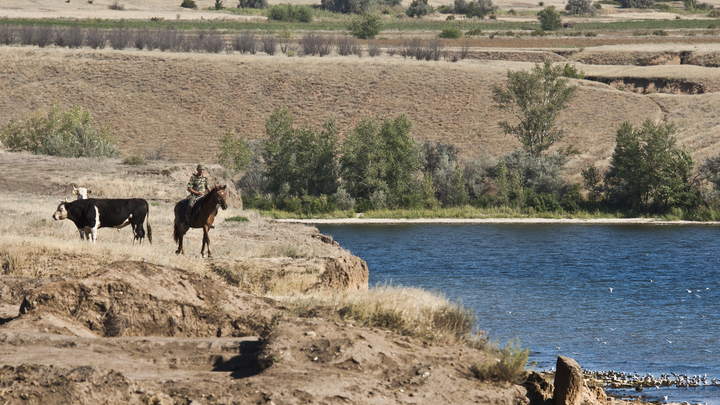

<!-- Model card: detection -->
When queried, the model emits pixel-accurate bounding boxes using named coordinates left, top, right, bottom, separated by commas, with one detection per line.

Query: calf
left=52, top=198, right=152, bottom=244
left=71, top=184, right=93, bottom=240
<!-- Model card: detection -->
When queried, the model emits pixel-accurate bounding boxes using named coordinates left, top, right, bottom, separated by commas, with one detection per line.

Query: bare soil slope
left=0, top=260, right=532, bottom=405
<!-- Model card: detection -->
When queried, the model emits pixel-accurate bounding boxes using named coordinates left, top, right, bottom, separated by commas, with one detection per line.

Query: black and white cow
left=52, top=198, right=152, bottom=244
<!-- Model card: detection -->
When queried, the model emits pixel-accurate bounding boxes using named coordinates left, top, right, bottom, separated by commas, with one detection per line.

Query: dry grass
left=274, top=285, right=486, bottom=346
left=0, top=151, right=487, bottom=346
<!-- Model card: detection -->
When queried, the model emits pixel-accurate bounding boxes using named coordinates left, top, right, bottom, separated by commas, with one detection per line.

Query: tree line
left=221, top=61, right=720, bottom=219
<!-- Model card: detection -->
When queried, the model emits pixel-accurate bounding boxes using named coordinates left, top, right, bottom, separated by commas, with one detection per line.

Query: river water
left=317, top=223, right=720, bottom=404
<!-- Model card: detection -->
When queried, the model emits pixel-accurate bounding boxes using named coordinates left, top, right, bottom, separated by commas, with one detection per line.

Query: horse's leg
left=202, top=225, right=211, bottom=258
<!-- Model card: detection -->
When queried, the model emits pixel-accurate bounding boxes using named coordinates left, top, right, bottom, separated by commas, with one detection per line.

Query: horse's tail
left=145, top=202, right=153, bottom=245
left=173, top=223, right=180, bottom=244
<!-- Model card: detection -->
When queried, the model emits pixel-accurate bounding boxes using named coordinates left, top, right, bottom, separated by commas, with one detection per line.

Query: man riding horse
left=185, top=164, right=209, bottom=225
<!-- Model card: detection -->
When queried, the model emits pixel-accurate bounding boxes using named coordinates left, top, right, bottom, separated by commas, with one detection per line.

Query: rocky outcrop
left=315, top=256, right=369, bottom=291
left=553, top=356, right=607, bottom=405
left=555, top=356, right=584, bottom=405
left=524, top=371, right=554, bottom=404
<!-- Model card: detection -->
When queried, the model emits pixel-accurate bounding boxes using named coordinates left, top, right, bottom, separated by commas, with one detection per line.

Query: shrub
left=439, top=27, right=462, bottom=38
left=465, top=27, right=483, bottom=36
left=261, top=35, right=277, bottom=55
left=267, top=4, right=313, bottom=22
left=565, top=0, right=596, bottom=14
left=367, top=40, right=381, bottom=57
left=0, top=24, right=16, bottom=45
left=322, top=0, right=373, bottom=14
left=231, top=32, right=257, bottom=54
left=336, top=35, right=359, bottom=55
left=123, top=155, right=146, bottom=166
left=55, top=26, right=85, bottom=48
left=215, top=0, right=224, bottom=9
left=0, top=104, right=121, bottom=158
left=86, top=28, right=106, bottom=49
left=108, top=26, right=133, bottom=50
left=537, top=6, right=562, bottom=31
left=406, top=0, right=433, bottom=17
left=19, top=26, right=34, bottom=46
left=35, top=26, right=54, bottom=48
left=471, top=339, right=534, bottom=383
left=334, top=187, right=356, bottom=211
left=156, top=27, right=184, bottom=51
left=653, top=29, right=668, bottom=36
left=619, top=0, right=653, bottom=8
left=562, top=63, right=585, bottom=79
left=300, top=33, right=333, bottom=56
left=225, top=215, right=249, bottom=222
left=347, top=13, right=382, bottom=39
left=238, top=0, right=268, bottom=9
left=502, top=149, right=566, bottom=196
left=108, top=1, right=125, bottom=10
left=708, top=10, right=720, bottom=17
left=180, top=0, right=197, bottom=8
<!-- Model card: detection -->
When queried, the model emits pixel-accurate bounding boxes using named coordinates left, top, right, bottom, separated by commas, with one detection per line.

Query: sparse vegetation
left=0, top=104, right=121, bottom=158
left=180, top=0, right=197, bottom=9
left=471, top=339, right=534, bottom=383
left=123, top=155, right=146, bottom=166
left=439, top=26, right=462, bottom=38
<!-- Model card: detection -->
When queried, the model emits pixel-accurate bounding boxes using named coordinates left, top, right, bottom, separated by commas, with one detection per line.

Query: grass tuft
left=471, top=338, right=535, bottom=383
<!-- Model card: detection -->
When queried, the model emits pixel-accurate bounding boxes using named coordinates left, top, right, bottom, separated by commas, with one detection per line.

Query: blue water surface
left=317, top=224, right=720, bottom=404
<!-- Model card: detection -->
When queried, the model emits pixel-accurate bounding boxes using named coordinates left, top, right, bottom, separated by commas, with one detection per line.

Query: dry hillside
left=6, top=45, right=720, bottom=181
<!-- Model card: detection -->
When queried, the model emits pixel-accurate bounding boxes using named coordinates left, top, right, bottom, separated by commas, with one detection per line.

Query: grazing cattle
left=52, top=198, right=152, bottom=244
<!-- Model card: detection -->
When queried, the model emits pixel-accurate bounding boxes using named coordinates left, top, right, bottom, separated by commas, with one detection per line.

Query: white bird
left=686, top=289, right=692, bottom=293
left=609, top=287, right=613, bottom=293
left=650, top=279, right=653, bottom=283
left=667, top=340, right=672, bottom=344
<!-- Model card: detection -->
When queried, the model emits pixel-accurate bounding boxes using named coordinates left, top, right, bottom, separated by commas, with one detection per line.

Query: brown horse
left=173, top=184, right=228, bottom=257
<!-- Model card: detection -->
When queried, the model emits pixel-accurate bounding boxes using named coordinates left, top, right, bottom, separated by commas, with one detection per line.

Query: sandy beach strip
left=276, top=217, right=720, bottom=225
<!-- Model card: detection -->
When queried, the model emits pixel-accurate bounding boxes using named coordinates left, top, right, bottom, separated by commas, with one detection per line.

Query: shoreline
left=277, top=217, right=720, bottom=225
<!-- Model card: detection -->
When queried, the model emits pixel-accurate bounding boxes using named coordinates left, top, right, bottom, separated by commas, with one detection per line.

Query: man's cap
left=197, top=164, right=206, bottom=170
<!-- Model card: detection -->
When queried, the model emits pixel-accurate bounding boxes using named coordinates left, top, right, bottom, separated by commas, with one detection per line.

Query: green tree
left=347, top=13, right=382, bottom=39
left=565, top=0, right=595, bottom=15
left=322, top=0, right=373, bottom=14
left=494, top=160, right=510, bottom=205
left=451, top=164, right=469, bottom=206
left=406, top=0, right=433, bottom=17
left=341, top=115, right=420, bottom=206
left=581, top=165, right=603, bottom=202
left=537, top=6, right=562, bottom=30
left=605, top=120, right=695, bottom=212
left=492, top=61, right=578, bottom=157
left=217, top=129, right=252, bottom=173
left=262, top=106, right=339, bottom=197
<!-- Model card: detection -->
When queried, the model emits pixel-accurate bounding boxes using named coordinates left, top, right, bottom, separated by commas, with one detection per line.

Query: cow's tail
left=145, top=202, right=153, bottom=245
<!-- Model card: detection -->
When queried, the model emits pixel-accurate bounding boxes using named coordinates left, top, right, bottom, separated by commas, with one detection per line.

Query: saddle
left=180, top=195, right=207, bottom=226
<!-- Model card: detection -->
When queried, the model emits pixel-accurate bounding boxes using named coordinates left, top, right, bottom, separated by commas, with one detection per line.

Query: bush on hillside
left=0, top=104, right=121, bottom=158
left=322, top=0, right=373, bottom=14
left=565, top=0, right=596, bottom=14
left=439, top=27, right=462, bottom=38
left=267, top=4, right=313, bottom=22
left=537, top=6, right=562, bottom=30
left=618, top=0, right=653, bottom=8
left=406, top=0, right=433, bottom=17
left=347, top=13, right=382, bottom=39
left=238, top=0, right=268, bottom=9
left=180, top=0, right=197, bottom=8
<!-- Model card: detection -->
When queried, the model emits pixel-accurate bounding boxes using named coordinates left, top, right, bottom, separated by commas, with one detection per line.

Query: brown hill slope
left=3, top=47, right=720, bottom=179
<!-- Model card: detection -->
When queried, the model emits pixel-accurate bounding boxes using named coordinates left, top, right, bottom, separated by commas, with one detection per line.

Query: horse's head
left=211, top=184, right=228, bottom=210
